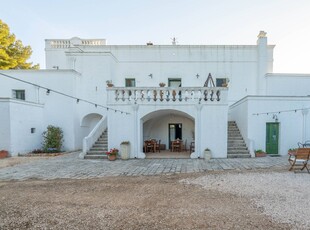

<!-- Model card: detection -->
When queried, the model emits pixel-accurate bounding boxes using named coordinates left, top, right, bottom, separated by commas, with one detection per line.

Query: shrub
left=42, top=125, right=63, bottom=153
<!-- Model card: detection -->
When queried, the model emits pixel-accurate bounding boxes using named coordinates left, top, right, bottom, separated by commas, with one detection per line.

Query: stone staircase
left=227, top=121, right=251, bottom=158
left=84, top=129, right=108, bottom=159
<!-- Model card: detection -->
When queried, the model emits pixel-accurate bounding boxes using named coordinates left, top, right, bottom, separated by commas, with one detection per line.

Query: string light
left=0, top=72, right=130, bottom=115
left=253, top=107, right=310, bottom=116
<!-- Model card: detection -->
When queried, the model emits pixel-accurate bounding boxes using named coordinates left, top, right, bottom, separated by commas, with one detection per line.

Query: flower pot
left=255, top=152, right=267, bottom=157
left=108, top=154, right=117, bottom=161
left=0, top=150, right=9, bottom=159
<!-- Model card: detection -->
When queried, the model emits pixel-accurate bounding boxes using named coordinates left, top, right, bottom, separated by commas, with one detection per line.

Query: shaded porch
left=145, top=150, right=191, bottom=159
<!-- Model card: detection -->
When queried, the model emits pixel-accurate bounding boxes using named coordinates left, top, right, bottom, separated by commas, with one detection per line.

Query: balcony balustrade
left=107, top=87, right=227, bottom=105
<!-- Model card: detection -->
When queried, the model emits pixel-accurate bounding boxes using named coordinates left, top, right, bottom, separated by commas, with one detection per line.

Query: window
left=125, top=78, right=136, bottom=87
left=12, top=90, right=25, bottom=100
left=216, top=78, right=227, bottom=87
left=168, top=78, right=182, bottom=87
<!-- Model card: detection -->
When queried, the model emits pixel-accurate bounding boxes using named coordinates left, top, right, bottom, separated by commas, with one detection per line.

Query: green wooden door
left=266, top=123, right=279, bottom=154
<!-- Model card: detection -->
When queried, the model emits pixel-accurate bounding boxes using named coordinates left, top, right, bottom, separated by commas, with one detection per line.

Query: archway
left=142, top=109, right=194, bottom=158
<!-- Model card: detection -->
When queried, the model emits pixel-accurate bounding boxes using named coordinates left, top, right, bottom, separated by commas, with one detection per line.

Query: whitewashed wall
left=230, top=96, right=310, bottom=156
left=266, top=74, right=310, bottom=96
left=0, top=70, right=92, bottom=154
left=0, top=100, right=11, bottom=152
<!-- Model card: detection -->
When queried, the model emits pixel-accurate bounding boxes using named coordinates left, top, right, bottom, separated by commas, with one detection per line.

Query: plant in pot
left=159, top=82, right=166, bottom=87
left=255, top=149, right=267, bottom=157
left=106, top=80, right=114, bottom=87
left=107, top=148, right=118, bottom=161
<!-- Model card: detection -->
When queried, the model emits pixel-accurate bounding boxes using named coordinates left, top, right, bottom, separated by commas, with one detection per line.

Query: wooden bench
left=288, top=148, right=310, bottom=173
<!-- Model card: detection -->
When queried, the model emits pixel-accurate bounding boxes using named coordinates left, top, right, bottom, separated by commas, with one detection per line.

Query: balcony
left=107, top=87, right=228, bottom=105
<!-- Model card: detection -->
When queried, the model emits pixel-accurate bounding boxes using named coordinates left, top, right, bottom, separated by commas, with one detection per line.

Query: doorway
left=266, top=122, right=279, bottom=154
left=169, top=123, right=182, bottom=149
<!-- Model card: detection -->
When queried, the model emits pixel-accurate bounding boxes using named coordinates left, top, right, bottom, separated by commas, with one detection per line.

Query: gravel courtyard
left=0, top=154, right=309, bottom=229
left=1, top=171, right=310, bottom=229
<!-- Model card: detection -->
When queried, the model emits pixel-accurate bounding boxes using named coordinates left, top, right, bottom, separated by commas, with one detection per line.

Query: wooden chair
left=155, top=140, right=161, bottom=153
left=182, top=139, right=187, bottom=152
left=172, top=140, right=182, bottom=152
left=144, top=140, right=155, bottom=153
left=288, top=148, right=310, bottom=173
left=189, top=142, right=195, bottom=153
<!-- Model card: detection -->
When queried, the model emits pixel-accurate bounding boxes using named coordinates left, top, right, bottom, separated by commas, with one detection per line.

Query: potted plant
left=120, top=141, right=130, bottom=160
left=204, top=148, right=211, bottom=160
left=0, top=150, right=9, bottom=159
left=159, top=82, right=166, bottom=87
left=106, top=148, right=118, bottom=161
left=106, top=80, right=114, bottom=87
left=255, top=149, right=267, bottom=157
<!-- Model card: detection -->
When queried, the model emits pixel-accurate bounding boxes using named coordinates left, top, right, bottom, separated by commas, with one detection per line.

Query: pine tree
left=0, top=19, right=39, bottom=69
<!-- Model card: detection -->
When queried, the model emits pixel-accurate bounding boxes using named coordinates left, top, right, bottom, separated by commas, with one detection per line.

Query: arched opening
left=80, top=113, right=103, bottom=137
left=142, top=109, right=194, bottom=158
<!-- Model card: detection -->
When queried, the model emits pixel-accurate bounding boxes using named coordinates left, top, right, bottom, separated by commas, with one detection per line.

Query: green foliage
left=255, top=149, right=265, bottom=153
left=0, top=19, right=39, bottom=70
left=42, top=125, right=63, bottom=153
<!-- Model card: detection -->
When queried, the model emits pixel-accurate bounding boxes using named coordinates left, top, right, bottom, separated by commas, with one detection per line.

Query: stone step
left=94, top=141, right=108, bottom=144
left=228, top=146, right=248, bottom=150
left=90, top=147, right=107, bottom=151
left=227, top=149, right=250, bottom=154
left=227, top=154, right=251, bottom=158
left=97, top=138, right=108, bottom=141
left=93, top=144, right=107, bottom=148
left=228, top=137, right=243, bottom=140
left=84, top=154, right=108, bottom=160
left=87, top=148, right=107, bottom=155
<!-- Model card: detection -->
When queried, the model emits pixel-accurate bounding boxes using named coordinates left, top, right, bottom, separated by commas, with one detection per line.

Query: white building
left=0, top=31, right=309, bottom=158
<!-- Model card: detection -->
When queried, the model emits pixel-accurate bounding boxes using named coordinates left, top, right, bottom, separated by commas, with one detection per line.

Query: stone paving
left=0, top=152, right=289, bottom=181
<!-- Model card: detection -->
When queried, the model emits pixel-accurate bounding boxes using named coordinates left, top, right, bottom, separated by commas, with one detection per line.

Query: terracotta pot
left=255, top=152, right=267, bottom=157
left=0, top=150, right=9, bottom=159
left=107, top=83, right=114, bottom=87
left=108, top=154, right=117, bottom=161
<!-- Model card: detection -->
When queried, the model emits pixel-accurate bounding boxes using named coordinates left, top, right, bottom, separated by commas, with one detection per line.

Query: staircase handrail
left=245, top=138, right=255, bottom=157
left=81, top=116, right=107, bottom=158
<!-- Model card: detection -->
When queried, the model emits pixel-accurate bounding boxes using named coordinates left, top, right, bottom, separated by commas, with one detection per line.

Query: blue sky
left=2, top=0, right=310, bottom=72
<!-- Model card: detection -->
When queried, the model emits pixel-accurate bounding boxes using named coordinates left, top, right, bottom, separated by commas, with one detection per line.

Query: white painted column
left=191, top=104, right=202, bottom=158
left=132, top=104, right=140, bottom=158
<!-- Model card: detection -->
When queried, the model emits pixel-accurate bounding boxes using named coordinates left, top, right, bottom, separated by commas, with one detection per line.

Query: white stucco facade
left=0, top=31, right=309, bottom=157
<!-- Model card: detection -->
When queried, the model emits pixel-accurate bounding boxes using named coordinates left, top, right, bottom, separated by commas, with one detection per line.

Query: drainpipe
left=302, top=109, right=309, bottom=143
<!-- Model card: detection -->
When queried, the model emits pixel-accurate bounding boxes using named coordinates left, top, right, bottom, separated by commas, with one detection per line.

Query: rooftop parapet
left=45, top=37, right=106, bottom=49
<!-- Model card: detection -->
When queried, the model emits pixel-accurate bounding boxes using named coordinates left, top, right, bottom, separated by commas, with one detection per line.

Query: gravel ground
left=0, top=169, right=298, bottom=230
left=183, top=170, right=310, bottom=229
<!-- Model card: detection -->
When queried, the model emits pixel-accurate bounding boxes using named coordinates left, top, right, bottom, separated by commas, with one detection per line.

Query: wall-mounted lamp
left=272, top=114, right=278, bottom=122
left=52, top=66, right=59, bottom=70
left=46, top=89, right=50, bottom=95
left=196, top=74, right=199, bottom=78
left=148, top=74, right=153, bottom=78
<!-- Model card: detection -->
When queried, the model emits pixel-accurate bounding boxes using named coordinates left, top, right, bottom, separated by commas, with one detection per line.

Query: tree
left=0, top=19, right=39, bottom=69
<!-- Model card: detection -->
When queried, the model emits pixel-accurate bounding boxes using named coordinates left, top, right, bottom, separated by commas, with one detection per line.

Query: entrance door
left=169, top=123, right=182, bottom=149
left=266, top=123, right=279, bottom=154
